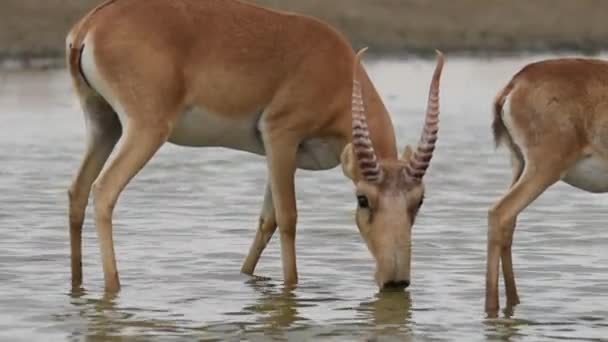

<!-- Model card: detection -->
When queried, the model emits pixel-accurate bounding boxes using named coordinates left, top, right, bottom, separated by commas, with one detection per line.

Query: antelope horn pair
left=351, top=48, right=444, bottom=183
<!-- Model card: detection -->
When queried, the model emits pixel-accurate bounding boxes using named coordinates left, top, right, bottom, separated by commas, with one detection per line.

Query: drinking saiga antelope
left=488, top=57, right=608, bottom=315
left=66, top=0, right=444, bottom=293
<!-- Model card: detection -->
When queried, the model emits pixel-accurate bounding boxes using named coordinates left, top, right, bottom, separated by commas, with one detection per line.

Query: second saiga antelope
left=65, top=0, right=444, bottom=293
left=487, top=57, right=608, bottom=316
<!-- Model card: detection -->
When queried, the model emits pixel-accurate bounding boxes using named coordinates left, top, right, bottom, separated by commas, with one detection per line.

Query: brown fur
left=66, top=0, right=398, bottom=155
left=64, top=0, right=443, bottom=292
left=486, top=57, right=608, bottom=317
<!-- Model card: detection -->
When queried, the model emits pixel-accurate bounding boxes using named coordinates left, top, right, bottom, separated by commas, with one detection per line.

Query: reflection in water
left=63, top=290, right=126, bottom=340
left=358, top=290, right=413, bottom=339
left=240, top=279, right=413, bottom=340
left=63, top=290, right=188, bottom=341
left=242, top=277, right=306, bottom=333
left=71, top=292, right=125, bottom=340
left=483, top=316, right=531, bottom=342
left=62, top=281, right=414, bottom=341
left=366, top=291, right=412, bottom=340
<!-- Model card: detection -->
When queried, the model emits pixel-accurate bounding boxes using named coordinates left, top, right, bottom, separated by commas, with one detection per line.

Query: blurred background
left=2, top=0, right=608, bottom=68
left=2, top=1, right=608, bottom=341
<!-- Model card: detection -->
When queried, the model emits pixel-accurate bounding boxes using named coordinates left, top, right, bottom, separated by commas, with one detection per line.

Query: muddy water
left=1, top=54, right=607, bottom=341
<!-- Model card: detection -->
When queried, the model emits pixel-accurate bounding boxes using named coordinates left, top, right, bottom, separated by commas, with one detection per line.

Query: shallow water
left=1, top=54, right=607, bottom=341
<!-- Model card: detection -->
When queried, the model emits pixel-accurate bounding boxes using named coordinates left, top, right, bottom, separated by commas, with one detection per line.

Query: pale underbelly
left=562, top=153, right=608, bottom=193
left=168, top=106, right=341, bottom=171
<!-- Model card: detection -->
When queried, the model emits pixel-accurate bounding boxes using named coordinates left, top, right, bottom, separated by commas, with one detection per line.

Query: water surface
left=1, top=54, right=607, bottom=341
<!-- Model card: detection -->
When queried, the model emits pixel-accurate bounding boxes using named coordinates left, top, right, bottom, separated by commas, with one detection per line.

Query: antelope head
left=341, top=49, right=444, bottom=290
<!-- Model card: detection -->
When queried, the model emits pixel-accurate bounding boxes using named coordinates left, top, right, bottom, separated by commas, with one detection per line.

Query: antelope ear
left=402, top=144, right=414, bottom=163
left=340, top=143, right=357, bottom=180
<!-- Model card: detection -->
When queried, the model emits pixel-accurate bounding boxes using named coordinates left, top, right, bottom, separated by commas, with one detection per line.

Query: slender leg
left=501, top=216, right=519, bottom=311
left=241, top=183, right=278, bottom=275
left=92, top=120, right=170, bottom=293
left=502, top=153, right=524, bottom=309
left=68, top=101, right=122, bottom=288
left=485, top=162, right=561, bottom=317
left=261, top=125, right=299, bottom=285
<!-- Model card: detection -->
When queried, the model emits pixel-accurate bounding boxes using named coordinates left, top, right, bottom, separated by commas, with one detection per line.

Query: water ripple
left=1, top=55, right=608, bottom=341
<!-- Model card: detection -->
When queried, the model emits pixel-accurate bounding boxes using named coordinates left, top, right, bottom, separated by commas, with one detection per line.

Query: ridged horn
left=352, top=47, right=383, bottom=183
left=405, top=50, right=445, bottom=181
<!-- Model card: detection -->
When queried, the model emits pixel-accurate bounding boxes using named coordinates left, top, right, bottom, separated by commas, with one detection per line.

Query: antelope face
left=343, top=48, right=443, bottom=290
left=342, top=146, right=426, bottom=290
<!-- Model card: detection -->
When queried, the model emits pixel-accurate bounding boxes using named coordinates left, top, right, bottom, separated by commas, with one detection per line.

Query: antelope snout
left=367, top=223, right=412, bottom=291
left=374, top=251, right=411, bottom=290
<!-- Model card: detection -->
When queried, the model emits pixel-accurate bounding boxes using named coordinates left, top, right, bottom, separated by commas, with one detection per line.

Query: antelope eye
left=357, top=195, right=369, bottom=208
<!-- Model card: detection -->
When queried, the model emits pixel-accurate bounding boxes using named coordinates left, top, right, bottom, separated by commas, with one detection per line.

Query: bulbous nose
left=382, top=280, right=410, bottom=289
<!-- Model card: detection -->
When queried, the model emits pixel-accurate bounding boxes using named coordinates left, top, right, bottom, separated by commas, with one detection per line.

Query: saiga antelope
left=488, top=57, right=608, bottom=316
left=66, top=0, right=444, bottom=293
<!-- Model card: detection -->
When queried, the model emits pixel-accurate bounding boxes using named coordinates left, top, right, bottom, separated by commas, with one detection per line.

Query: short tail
left=491, top=79, right=515, bottom=148
left=67, top=43, right=91, bottom=89
left=66, top=0, right=119, bottom=91
left=66, top=0, right=117, bottom=89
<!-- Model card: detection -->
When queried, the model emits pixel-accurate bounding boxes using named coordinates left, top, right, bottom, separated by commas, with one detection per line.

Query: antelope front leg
left=241, top=184, right=278, bottom=275
left=92, top=120, right=170, bottom=293
left=261, top=124, right=299, bottom=285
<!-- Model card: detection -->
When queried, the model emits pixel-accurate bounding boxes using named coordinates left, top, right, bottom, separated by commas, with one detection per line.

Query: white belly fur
left=169, top=106, right=265, bottom=154
left=562, top=154, right=608, bottom=193
left=170, top=106, right=341, bottom=171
